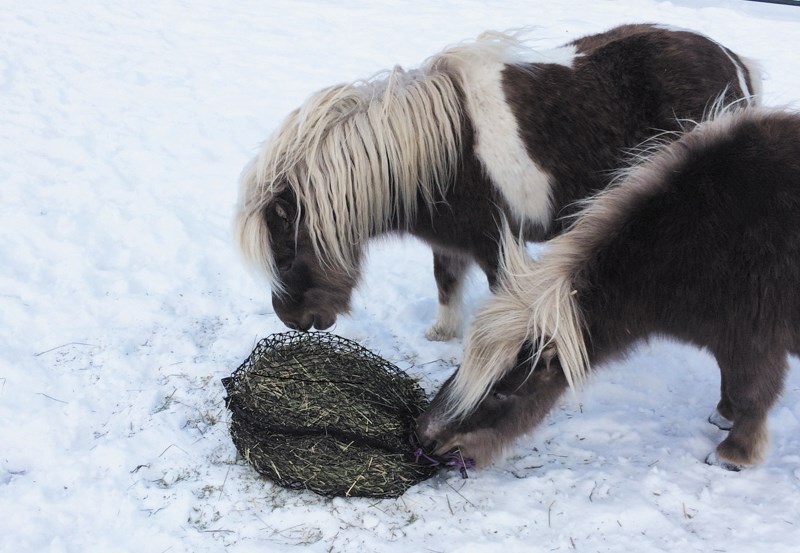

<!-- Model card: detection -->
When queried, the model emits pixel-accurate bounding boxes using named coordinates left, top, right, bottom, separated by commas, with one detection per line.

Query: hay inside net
left=223, top=331, right=443, bottom=498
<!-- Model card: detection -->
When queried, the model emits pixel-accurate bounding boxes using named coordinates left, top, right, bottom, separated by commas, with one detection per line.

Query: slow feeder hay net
left=223, top=331, right=464, bottom=498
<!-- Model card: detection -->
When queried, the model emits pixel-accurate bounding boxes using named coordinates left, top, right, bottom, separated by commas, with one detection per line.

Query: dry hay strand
left=223, top=331, right=438, bottom=498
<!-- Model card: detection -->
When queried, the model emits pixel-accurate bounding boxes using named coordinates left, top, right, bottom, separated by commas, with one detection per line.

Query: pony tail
left=443, top=220, right=589, bottom=420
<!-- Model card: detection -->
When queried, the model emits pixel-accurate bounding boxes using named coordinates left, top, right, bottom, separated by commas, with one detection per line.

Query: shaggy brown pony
left=417, top=107, right=800, bottom=472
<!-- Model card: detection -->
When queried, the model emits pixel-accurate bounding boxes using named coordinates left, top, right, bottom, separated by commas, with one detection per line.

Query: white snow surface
left=2, top=1, right=800, bottom=552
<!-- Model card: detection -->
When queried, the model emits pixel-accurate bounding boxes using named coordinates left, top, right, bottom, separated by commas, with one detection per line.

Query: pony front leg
left=425, top=250, right=470, bottom=341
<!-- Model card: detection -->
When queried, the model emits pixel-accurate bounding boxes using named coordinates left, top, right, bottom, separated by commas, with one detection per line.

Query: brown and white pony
left=417, top=106, right=800, bottom=472
left=235, top=24, right=759, bottom=340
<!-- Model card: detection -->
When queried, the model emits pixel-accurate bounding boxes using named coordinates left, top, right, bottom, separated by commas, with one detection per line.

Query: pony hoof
left=705, top=451, right=743, bottom=472
left=708, top=410, right=733, bottom=431
left=425, top=324, right=457, bottom=341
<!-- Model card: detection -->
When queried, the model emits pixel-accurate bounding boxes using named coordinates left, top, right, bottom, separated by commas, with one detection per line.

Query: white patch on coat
left=738, top=55, right=763, bottom=101
left=716, top=44, right=755, bottom=101
left=458, top=44, right=578, bottom=229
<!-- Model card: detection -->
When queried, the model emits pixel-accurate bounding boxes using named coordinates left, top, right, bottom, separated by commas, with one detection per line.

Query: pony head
left=234, top=59, right=464, bottom=330
left=416, top=340, right=571, bottom=466
left=233, top=115, right=362, bottom=330
left=416, top=225, right=589, bottom=465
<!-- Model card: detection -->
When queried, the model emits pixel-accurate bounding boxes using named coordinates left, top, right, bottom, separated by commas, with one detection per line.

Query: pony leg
left=425, top=250, right=470, bottom=341
left=706, top=349, right=788, bottom=470
left=708, top=372, right=734, bottom=430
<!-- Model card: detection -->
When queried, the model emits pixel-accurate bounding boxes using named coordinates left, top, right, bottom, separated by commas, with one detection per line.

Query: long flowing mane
left=443, top=222, right=590, bottom=419
left=234, top=31, right=543, bottom=287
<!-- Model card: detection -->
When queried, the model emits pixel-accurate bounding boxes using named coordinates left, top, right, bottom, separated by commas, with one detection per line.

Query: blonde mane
left=444, top=223, right=590, bottom=419
left=234, top=30, right=545, bottom=289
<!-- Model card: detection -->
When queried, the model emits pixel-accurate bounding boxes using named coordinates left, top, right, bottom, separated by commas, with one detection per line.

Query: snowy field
left=2, top=1, right=800, bottom=552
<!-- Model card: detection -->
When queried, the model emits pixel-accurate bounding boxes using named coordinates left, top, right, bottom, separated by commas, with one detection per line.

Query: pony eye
left=492, top=391, right=508, bottom=401
left=275, top=204, right=288, bottom=221
left=275, top=248, right=295, bottom=272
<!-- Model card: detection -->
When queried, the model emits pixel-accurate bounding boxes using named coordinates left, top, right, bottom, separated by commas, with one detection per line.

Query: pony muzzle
left=271, top=295, right=337, bottom=332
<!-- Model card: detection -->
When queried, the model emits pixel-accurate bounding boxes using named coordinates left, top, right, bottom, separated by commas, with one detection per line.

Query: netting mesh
left=222, top=331, right=437, bottom=498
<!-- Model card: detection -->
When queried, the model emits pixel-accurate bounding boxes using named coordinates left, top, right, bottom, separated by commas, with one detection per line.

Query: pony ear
left=492, top=390, right=509, bottom=401
left=274, top=203, right=289, bottom=221
left=541, top=342, right=558, bottom=371
left=273, top=202, right=297, bottom=233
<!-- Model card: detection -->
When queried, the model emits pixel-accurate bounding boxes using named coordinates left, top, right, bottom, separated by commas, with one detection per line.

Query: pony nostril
left=313, top=314, right=336, bottom=331
left=284, top=319, right=311, bottom=332
left=415, top=425, right=437, bottom=451
left=413, top=427, right=437, bottom=451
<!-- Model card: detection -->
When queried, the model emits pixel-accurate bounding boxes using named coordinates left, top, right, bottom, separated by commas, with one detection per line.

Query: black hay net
left=222, top=331, right=438, bottom=498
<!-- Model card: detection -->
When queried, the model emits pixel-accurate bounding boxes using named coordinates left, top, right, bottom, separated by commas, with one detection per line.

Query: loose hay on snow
left=222, top=331, right=439, bottom=498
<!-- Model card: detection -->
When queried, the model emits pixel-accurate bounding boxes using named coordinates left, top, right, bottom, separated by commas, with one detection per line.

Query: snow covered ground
left=2, top=1, right=800, bottom=552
